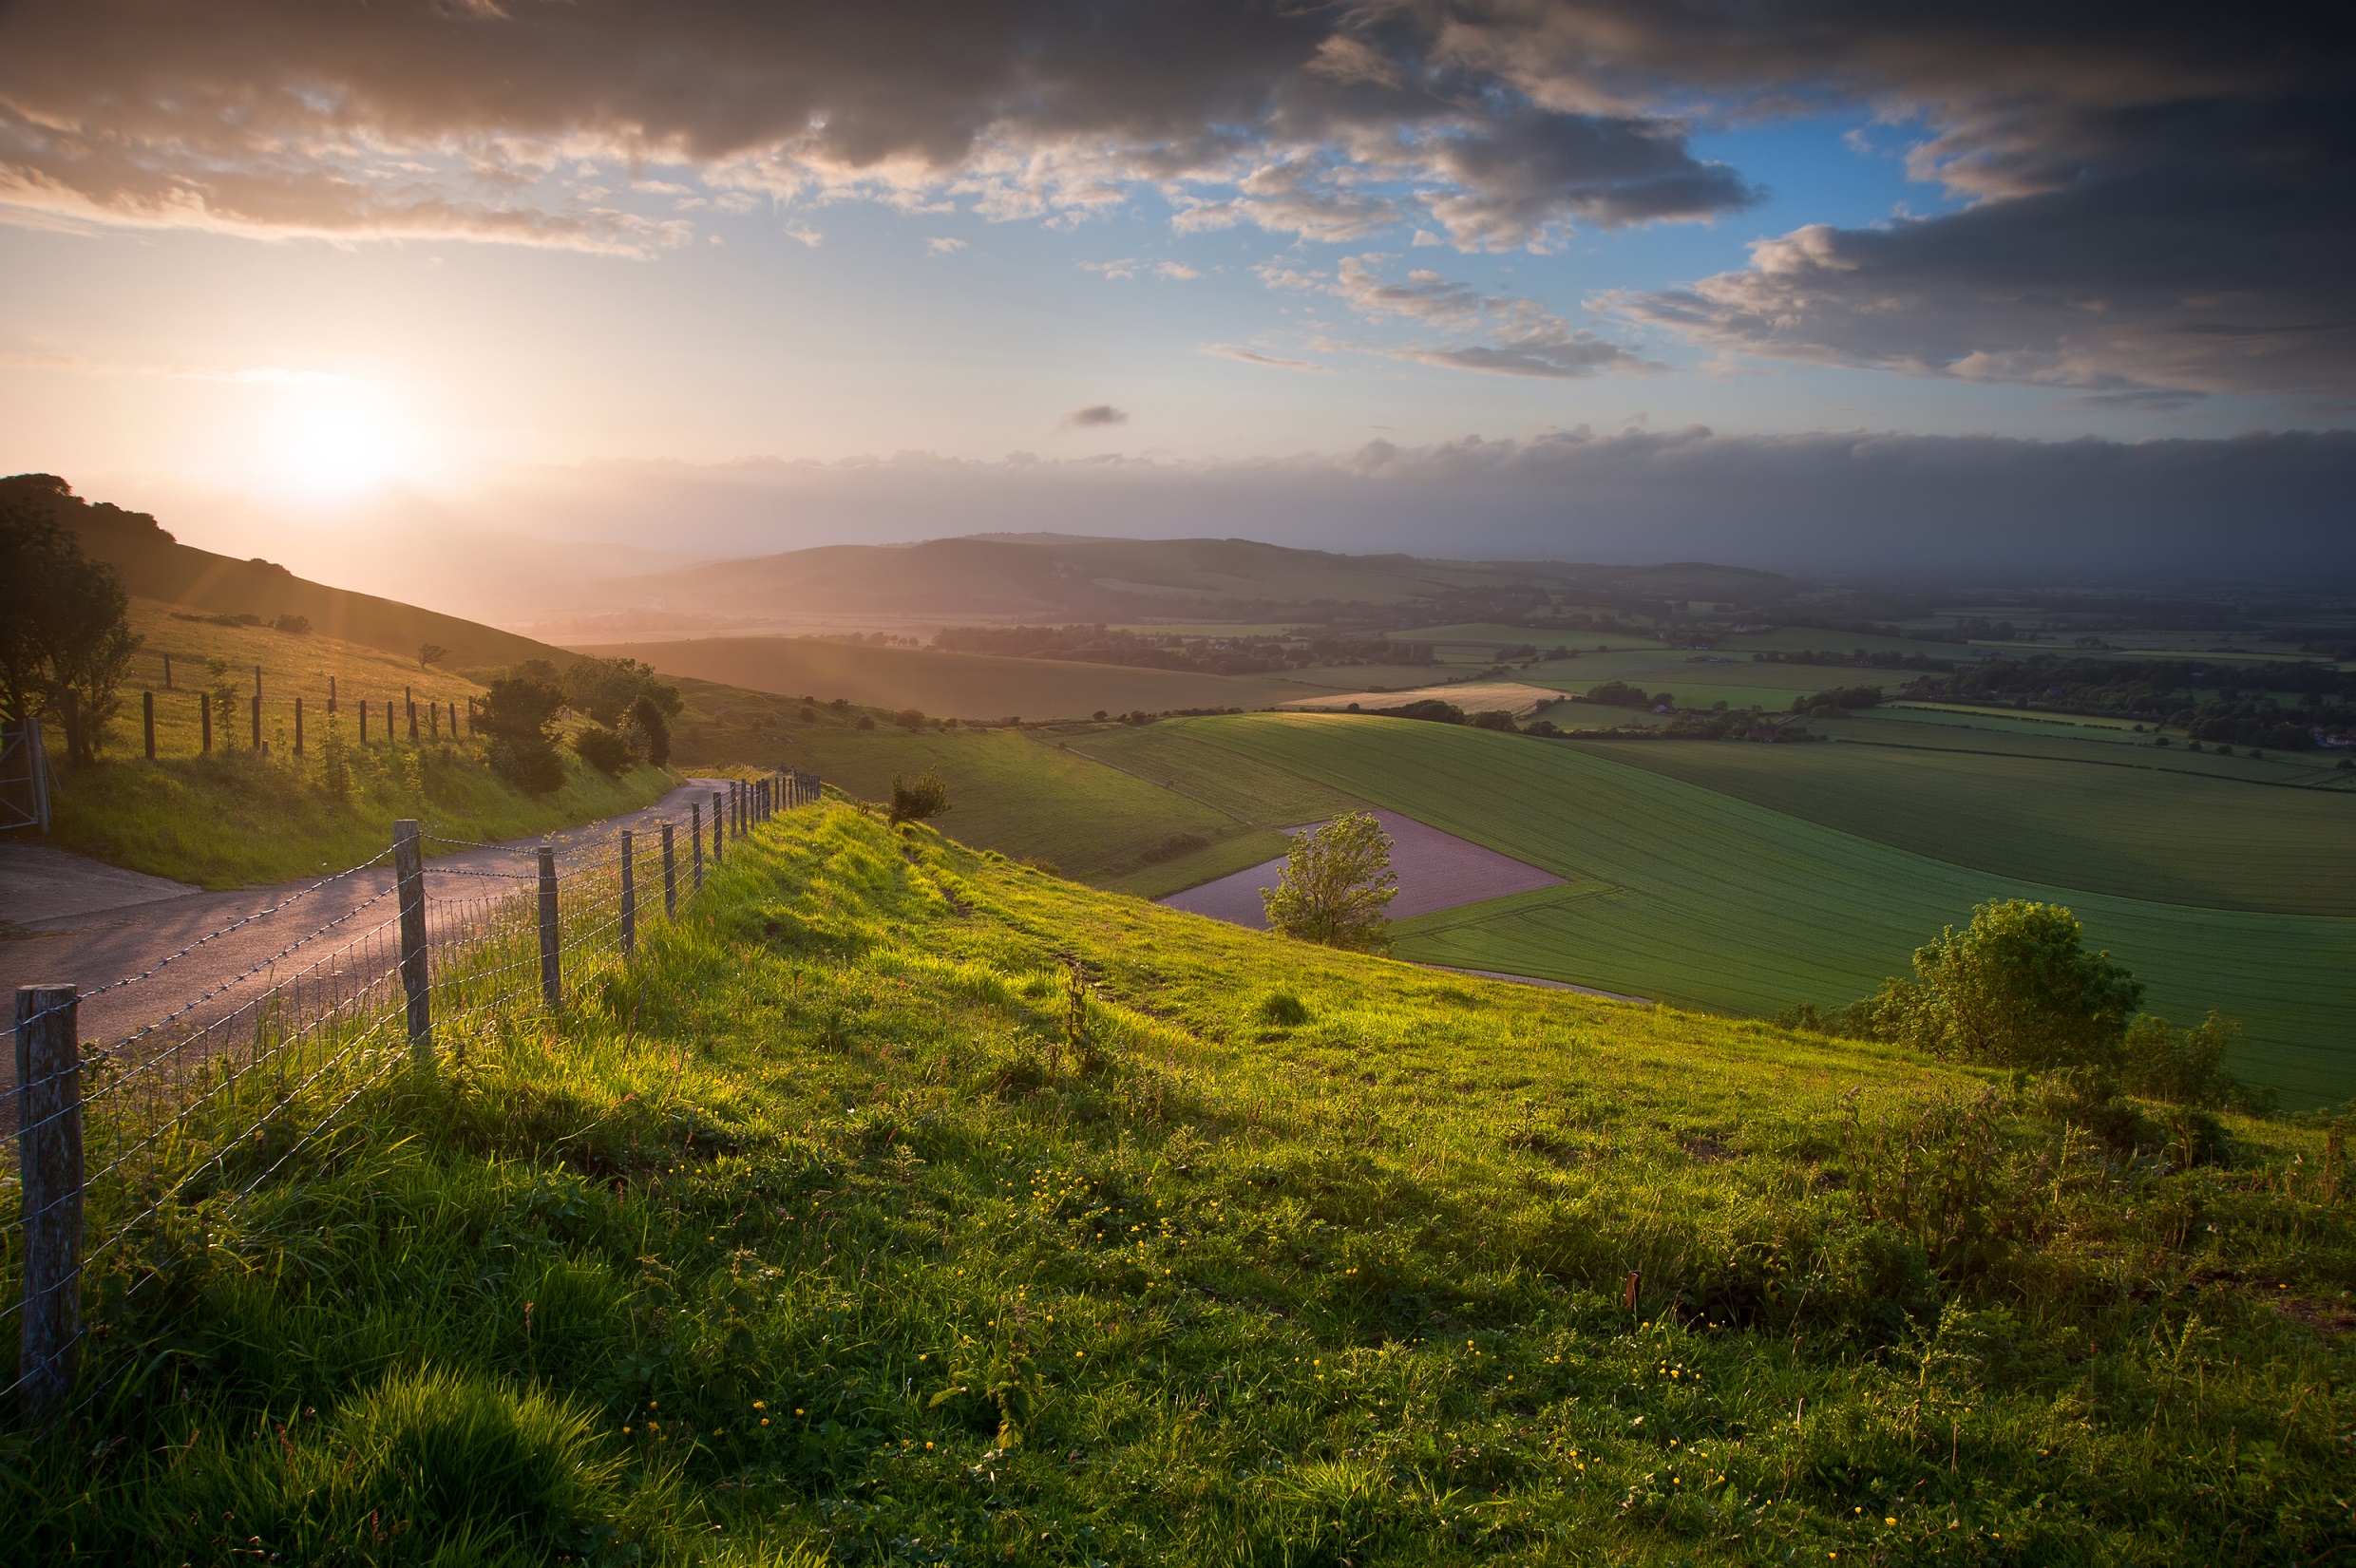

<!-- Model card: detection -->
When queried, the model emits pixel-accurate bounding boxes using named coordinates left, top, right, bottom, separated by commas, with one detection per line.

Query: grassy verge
left=9, top=803, right=2349, bottom=1563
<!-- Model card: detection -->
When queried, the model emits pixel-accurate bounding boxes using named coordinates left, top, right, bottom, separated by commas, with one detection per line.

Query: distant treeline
left=1904, top=654, right=2356, bottom=748
left=932, top=624, right=1433, bottom=674
left=1753, top=648, right=1960, bottom=672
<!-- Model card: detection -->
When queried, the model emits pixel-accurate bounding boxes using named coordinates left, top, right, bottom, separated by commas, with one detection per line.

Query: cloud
left=1324, top=255, right=1657, bottom=378
left=1082, top=257, right=1197, bottom=280
left=0, top=0, right=1755, bottom=259
left=1200, top=344, right=1325, bottom=370
left=1059, top=404, right=1129, bottom=428
left=925, top=236, right=966, bottom=255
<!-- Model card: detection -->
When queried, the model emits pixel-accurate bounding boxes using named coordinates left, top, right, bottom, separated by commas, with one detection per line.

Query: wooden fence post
left=661, top=822, right=677, bottom=917
left=142, top=691, right=156, bottom=761
left=428, top=702, right=439, bottom=740
left=249, top=691, right=260, bottom=751
left=359, top=702, right=368, bottom=745
left=712, top=790, right=726, bottom=864
left=200, top=691, right=211, bottom=753
left=392, top=820, right=431, bottom=1068
left=619, top=829, right=636, bottom=959
left=386, top=700, right=394, bottom=743
left=162, top=652, right=173, bottom=690
left=294, top=696, right=304, bottom=757
left=407, top=689, right=419, bottom=743
left=537, top=843, right=561, bottom=1010
left=328, top=675, right=336, bottom=715
left=14, top=984, right=83, bottom=1423
left=690, top=803, right=704, bottom=891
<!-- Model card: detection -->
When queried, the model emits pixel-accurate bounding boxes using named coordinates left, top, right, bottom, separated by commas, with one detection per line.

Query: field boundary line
left=1831, top=735, right=2356, bottom=793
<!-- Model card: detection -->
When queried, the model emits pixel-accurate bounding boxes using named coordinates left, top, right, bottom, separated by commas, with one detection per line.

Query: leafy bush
left=895, top=708, right=925, bottom=730
left=572, top=724, right=635, bottom=776
left=888, top=765, right=950, bottom=825
left=481, top=673, right=567, bottom=795
left=272, top=613, right=312, bottom=634
left=1368, top=699, right=1463, bottom=724
left=1468, top=708, right=1518, bottom=731
left=1870, top=899, right=2142, bottom=1069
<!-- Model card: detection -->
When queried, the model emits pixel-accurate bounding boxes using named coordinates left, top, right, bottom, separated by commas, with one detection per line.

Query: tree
left=1262, top=812, right=1398, bottom=953
left=1, top=497, right=142, bottom=762
left=888, top=766, right=950, bottom=825
left=1874, top=899, right=2143, bottom=1069
left=418, top=643, right=450, bottom=670
left=480, top=672, right=568, bottom=795
left=562, top=656, right=681, bottom=765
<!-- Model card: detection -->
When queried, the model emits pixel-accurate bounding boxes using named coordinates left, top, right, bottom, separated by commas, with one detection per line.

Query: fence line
left=2, top=768, right=822, bottom=1422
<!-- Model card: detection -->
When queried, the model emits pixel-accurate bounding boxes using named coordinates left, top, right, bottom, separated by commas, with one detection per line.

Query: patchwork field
left=1168, top=712, right=2356, bottom=1104
left=1593, top=733, right=2356, bottom=916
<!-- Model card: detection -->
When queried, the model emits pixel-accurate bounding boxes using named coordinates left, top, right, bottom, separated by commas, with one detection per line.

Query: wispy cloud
left=1058, top=404, right=1129, bottom=429
left=925, top=236, right=966, bottom=255
left=1200, top=344, right=1325, bottom=371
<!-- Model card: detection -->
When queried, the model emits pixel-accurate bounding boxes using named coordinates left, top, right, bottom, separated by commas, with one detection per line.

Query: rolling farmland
left=1170, top=711, right=2356, bottom=1104
left=587, top=634, right=1445, bottom=723
left=1590, top=733, right=2356, bottom=916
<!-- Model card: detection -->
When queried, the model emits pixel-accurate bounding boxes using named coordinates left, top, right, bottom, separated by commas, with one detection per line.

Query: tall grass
left=3, top=803, right=2348, bottom=1563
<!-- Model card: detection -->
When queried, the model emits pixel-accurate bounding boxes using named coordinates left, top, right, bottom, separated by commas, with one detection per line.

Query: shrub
left=481, top=673, right=567, bottom=795
left=857, top=714, right=876, bottom=730
left=1139, top=832, right=1209, bottom=865
left=888, top=766, right=950, bottom=825
left=895, top=708, right=925, bottom=730
left=1254, top=991, right=1310, bottom=1028
left=1874, top=899, right=2142, bottom=1070
left=273, top=613, right=312, bottom=634
left=801, top=706, right=817, bottom=723
left=2119, top=1011, right=2247, bottom=1108
left=572, top=724, right=635, bottom=776
left=1370, top=699, right=1463, bottom=724
left=622, top=692, right=672, bottom=765
left=1469, top=709, right=1518, bottom=731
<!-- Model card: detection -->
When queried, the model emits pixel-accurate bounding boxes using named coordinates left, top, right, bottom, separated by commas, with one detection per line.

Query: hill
left=2, top=472, right=559, bottom=671
left=594, top=533, right=1799, bottom=629
left=12, top=800, right=2348, bottom=1563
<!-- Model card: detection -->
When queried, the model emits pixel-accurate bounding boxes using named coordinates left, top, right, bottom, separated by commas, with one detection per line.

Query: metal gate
left=0, top=717, right=55, bottom=831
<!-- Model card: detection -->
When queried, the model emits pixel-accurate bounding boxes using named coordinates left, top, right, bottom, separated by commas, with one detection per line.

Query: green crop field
left=583, top=634, right=1447, bottom=723
left=1587, top=734, right=2356, bottom=916
left=15, top=802, right=2350, bottom=1564
left=1836, top=707, right=2356, bottom=786
left=1172, top=713, right=2356, bottom=1104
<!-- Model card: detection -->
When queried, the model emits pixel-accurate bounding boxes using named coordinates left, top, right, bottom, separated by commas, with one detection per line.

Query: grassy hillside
left=1593, top=733, right=2356, bottom=916
left=583, top=634, right=1442, bottom=723
left=32, top=596, right=679, bottom=887
left=7, top=473, right=558, bottom=669
left=12, top=802, right=2348, bottom=1564
left=1172, top=713, right=2356, bottom=1104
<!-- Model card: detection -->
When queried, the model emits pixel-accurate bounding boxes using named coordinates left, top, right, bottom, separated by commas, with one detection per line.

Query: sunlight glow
left=261, top=379, right=420, bottom=495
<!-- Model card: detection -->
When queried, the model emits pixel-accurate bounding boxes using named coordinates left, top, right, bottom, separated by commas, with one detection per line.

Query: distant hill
left=2, top=473, right=563, bottom=671
left=608, top=532, right=1797, bottom=624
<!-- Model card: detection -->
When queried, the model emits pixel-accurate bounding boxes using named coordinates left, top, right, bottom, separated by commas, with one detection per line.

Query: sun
left=263, top=381, right=415, bottom=494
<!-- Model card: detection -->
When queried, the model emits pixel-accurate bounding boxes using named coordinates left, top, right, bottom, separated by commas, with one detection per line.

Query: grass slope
left=666, top=684, right=1236, bottom=883
left=1592, top=734, right=2356, bottom=916
left=12, top=803, right=2350, bottom=1564
left=1176, top=713, right=2356, bottom=1105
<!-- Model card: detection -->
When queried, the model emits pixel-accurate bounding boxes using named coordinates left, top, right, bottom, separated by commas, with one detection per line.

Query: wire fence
left=1, top=769, right=821, bottom=1423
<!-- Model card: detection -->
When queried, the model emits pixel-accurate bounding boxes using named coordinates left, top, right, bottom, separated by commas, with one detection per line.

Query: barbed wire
left=3, top=777, right=815, bottom=1409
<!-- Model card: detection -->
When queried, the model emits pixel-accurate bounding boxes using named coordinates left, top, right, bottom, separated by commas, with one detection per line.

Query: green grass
left=53, top=742, right=680, bottom=888
left=10, top=802, right=2351, bottom=1565
left=1592, top=734, right=2356, bottom=916
left=1843, top=707, right=2356, bottom=785
left=667, top=687, right=1239, bottom=883
left=1173, top=713, right=2356, bottom=1105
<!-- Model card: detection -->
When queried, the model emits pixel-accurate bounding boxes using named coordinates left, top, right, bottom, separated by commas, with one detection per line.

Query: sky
left=1, top=1, right=2350, bottom=583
